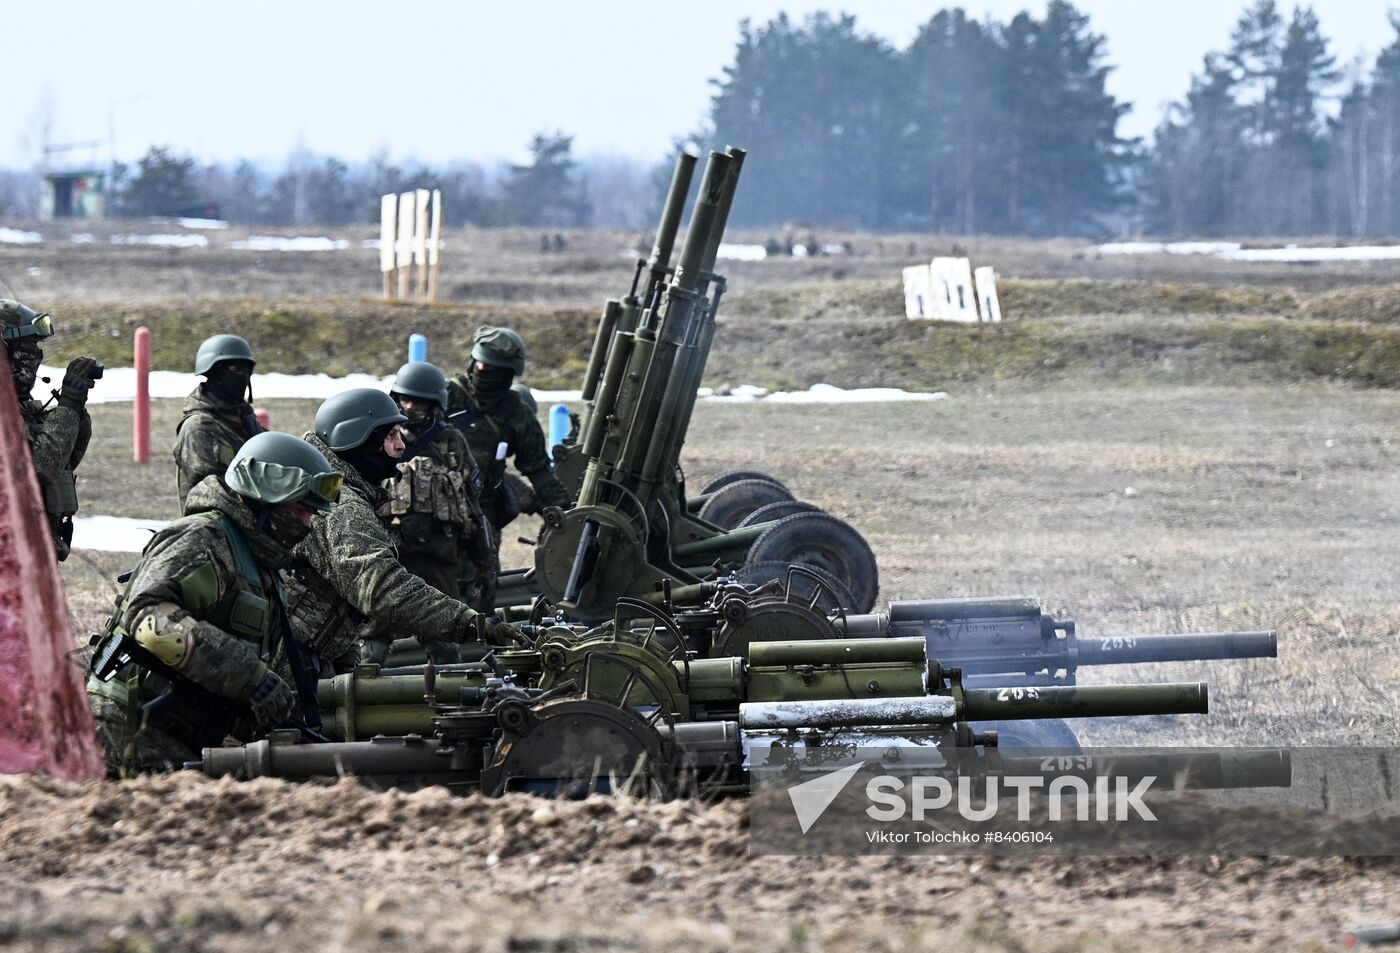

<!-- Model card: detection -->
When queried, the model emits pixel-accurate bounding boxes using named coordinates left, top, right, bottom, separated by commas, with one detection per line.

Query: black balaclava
left=263, top=504, right=315, bottom=549
left=468, top=362, right=513, bottom=402
left=340, top=423, right=402, bottom=483
left=393, top=395, right=437, bottom=438
left=7, top=343, right=42, bottom=396
left=205, top=360, right=253, bottom=405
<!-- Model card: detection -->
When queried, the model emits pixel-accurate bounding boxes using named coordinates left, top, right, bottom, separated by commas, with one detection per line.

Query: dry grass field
left=4, top=228, right=1400, bottom=951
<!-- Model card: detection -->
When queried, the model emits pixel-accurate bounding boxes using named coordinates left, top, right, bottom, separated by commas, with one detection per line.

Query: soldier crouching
left=87, top=432, right=341, bottom=776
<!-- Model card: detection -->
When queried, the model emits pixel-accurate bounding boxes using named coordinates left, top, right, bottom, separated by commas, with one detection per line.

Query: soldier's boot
left=420, top=639, right=461, bottom=665
left=360, top=638, right=392, bottom=666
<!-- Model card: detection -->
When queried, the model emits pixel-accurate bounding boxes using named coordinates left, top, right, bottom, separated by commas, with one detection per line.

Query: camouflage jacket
left=173, top=385, right=258, bottom=511
left=22, top=394, right=91, bottom=559
left=100, top=477, right=295, bottom=707
left=285, top=433, right=479, bottom=662
left=380, top=420, right=483, bottom=553
left=445, top=376, right=570, bottom=523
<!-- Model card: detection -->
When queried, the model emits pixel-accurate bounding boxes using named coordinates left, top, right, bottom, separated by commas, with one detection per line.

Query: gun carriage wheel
left=745, top=512, right=880, bottom=613
left=699, top=469, right=791, bottom=496
left=697, top=478, right=795, bottom=529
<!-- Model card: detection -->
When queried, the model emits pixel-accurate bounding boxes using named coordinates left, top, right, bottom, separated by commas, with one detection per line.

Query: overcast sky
left=4, top=1, right=1394, bottom=172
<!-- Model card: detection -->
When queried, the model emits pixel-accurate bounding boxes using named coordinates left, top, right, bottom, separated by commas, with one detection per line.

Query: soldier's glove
left=481, top=616, right=528, bottom=647
left=245, top=667, right=297, bottom=727
left=59, top=356, right=100, bottom=407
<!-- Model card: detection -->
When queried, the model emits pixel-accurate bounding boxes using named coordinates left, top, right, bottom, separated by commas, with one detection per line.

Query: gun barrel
left=649, top=152, right=698, bottom=279
left=1075, top=631, right=1277, bottom=665
left=961, top=682, right=1209, bottom=721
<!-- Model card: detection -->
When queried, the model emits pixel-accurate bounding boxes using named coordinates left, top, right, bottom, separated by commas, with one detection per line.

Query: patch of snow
left=0, top=227, right=43, bottom=245
left=361, top=238, right=381, bottom=249
left=1096, top=240, right=1400, bottom=262
left=176, top=217, right=229, bottom=229
left=229, top=235, right=350, bottom=252
left=50, top=369, right=947, bottom=407
left=109, top=233, right=208, bottom=248
left=70, top=233, right=95, bottom=244
left=717, top=243, right=767, bottom=262
left=1219, top=244, right=1400, bottom=262
left=72, top=515, right=168, bottom=553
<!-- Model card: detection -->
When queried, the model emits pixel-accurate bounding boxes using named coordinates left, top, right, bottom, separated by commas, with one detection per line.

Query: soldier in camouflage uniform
left=447, top=327, right=570, bottom=610
left=286, top=388, right=520, bottom=672
left=362, top=362, right=495, bottom=666
left=87, top=432, right=342, bottom=776
left=2, top=299, right=98, bottom=561
left=173, top=334, right=262, bottom=511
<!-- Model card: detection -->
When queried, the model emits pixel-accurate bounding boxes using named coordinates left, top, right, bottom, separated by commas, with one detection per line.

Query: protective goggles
left=228, top=459, right=344, bottom=512
left=1, top=312, right=54, bottom=342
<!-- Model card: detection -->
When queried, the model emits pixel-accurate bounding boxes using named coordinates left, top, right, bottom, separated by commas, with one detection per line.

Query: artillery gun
left=493, top=147, right=881, bottom=620
left=372, top=569, right=1275, bottom=747
left=199, top=619, right=1241, bottom=796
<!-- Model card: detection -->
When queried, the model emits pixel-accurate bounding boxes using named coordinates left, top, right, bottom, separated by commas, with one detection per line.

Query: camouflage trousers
left=90, top=693, right=202, bottom=778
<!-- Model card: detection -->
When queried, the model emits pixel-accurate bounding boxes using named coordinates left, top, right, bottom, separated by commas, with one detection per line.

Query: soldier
left=362, top=362, right=494, bottom=666
left=287, top=388, right=520, bottom=672
left=87, top=431, right=342, bottom=776
left=446, top=326, right=570, bottom=609
left=173, top=334, right=262, bottom=510
left=1, top=298, right=98, bottom=562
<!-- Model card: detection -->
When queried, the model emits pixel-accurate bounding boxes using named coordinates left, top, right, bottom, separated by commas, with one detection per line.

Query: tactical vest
left=88, top=512, right=276, bottom=752
left=382, top=448, right=472, bottom=528
left=23, top=404, right=79, bottom=517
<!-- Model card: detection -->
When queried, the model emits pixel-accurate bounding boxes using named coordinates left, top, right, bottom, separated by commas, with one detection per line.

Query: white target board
left=928, top=257, right=978, bottom=322
left=902, top=265, right=933, bottom=319
left=974, top=266, right=1002, bottom=323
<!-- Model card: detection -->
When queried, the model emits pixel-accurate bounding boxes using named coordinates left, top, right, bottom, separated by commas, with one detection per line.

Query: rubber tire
left=744, top=512, right=879, bottom=613
left=974, top=718, right=1082, bottom=751
left=736, top=499, right=823, bottom=528
left=699, top=469, right=791, bottom=496
left=732, top=560, right=858, bottom=614
left=697, top=478, right=794, bottom=529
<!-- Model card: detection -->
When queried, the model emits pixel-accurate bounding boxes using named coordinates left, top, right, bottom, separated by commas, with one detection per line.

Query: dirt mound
left=2, top=774, right=1396, bottom=952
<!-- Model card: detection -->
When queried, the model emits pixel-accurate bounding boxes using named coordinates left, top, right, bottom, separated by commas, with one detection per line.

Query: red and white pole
left=133, top=326, right=151, bottom=463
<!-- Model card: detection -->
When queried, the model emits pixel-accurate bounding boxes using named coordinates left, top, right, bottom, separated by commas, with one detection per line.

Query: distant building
left=41, top=171, right=106, bottom=220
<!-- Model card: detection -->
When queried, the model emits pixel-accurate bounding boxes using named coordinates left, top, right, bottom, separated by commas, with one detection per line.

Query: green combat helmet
left=511, top=382, right=538, bottom=414
left=314, top=388, right=407, bottom=452
left=195, top=334, right=256, bottom=374
left=391, top=362, right=450, bottom=409
left=0, top=299, right=55, bottom=343
left=226, top=432, right=343, bottom=511
left=471, top=326, right=526, bottom=375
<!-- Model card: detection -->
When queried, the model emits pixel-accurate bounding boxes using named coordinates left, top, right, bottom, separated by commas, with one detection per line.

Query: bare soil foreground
left=4, top=232, right=1400, bottom=951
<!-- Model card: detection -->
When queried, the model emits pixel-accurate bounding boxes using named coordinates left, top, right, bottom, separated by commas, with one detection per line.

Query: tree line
left=7, top=1, right=1398, bottom=238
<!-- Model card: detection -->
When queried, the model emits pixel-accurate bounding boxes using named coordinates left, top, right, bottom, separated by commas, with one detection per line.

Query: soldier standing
left=87, top=432, right=341, bottom=776
left=173, top=334, right=262, bottom=510
left=362, top=362, right=494, bottom=666
left=1, top=299, right=99, bottom=562
left=286, top=388, right=520, bottom=673
left=446, top=326, right=570, bottom=610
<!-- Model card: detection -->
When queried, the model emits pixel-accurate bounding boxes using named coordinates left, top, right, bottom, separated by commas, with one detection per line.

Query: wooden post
left=413, top=188, right=430, bottom=303
left=397, top=191, right=415, bottom=301
left=428, top=189, right=443, bottom=304
left=380, top=193, right=398, bottom=300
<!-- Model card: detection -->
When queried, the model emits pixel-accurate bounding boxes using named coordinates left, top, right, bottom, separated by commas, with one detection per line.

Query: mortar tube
left=672, top=152, right=730, bottom=294
left=580, top=299, right=622, bottom=403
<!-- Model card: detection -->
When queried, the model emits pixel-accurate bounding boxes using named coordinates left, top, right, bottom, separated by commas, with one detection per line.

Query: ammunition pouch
left=383, top=457, right=471, bottom=527
left=495, top=477, right=521, bottom=528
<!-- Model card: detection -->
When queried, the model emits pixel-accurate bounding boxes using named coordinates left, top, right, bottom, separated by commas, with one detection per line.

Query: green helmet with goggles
left=314, top=388, right=407, bottom=452
left=0, top=299, right=54, bottom=344
left=225, top=432, right=342, bottom=512
left=390, top=361, right=450, bottom=409
left=471, top=326, right=526, bottom=375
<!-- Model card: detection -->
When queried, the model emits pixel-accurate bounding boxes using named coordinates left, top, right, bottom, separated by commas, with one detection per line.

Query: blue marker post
left=549, top=403, right=571, bottom=451
left=408, top=333, right=428, bottom=363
